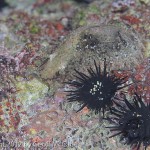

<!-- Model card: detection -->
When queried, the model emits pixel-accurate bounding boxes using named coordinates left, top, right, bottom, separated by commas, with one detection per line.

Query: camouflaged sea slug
left=39, top=22, right=144, bottom=84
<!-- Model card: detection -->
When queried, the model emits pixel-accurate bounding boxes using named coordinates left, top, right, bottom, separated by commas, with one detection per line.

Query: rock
left=15, top=77, right=48, bottom=109
left=0, top=23, right=23, bottom=55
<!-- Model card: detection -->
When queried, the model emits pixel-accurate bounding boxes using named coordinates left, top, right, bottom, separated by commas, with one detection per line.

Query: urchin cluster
left=65, top=59, right=128, bottom=114
left=65, top=58, right=150, bottom=149
left=108, top=94, right=150, bottom=150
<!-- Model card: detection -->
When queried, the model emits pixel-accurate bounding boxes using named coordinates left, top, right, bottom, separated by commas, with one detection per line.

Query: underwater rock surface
left=16, top=78, right=48, bottom=109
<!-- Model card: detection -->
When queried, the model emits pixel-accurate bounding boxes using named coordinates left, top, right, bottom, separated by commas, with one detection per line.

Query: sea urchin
left=65, top=59, right=128, bottom=115
left=108, top=94, right=150, bottom=150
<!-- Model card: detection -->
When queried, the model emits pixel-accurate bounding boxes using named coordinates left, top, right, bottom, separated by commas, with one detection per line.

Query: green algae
left=16, top=78, right=48, bottom=108
left=144, top=41, right=150, bottom=57
left=29, top=23, right=40, bottom=34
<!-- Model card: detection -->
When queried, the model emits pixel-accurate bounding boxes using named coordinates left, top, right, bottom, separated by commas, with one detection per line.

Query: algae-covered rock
left=16, top=78, right=48, bottom=108
left=6, top=0, right=35, bottom=9
left=0, top=23, right=23, bottom=55
left=144, top=40, right=150, bottom=58
left=139, top=0, right=150, bottom=5
left=39, top=22, right=144, bottom=85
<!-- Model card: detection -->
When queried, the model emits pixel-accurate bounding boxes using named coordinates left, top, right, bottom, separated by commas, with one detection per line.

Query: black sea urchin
left=108, top=94, right=150, bottom=150
left=0, top=0, right=9, bottom=11
left=65, top=59, right=128, bottom=114
left=74, top=0, right=94, bottom=4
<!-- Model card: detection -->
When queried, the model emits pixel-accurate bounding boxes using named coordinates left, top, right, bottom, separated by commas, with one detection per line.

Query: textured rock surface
left=0, top=0, right=149, bottom=149
left=15, top=77, right=48, bottom=109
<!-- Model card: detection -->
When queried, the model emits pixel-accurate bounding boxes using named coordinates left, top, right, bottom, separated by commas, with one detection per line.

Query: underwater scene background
left=0, top=0, right=150, bottom=149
